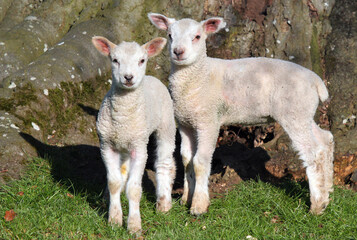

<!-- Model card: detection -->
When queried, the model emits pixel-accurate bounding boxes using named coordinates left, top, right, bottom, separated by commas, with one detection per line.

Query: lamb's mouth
left=124, top=82, right=134, bottom=87
left=172, top=58, right=188, bottom=64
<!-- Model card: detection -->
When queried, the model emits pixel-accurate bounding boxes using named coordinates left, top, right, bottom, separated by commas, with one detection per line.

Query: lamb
left=148, top=13, right=334, bottom=216
left=92, top=36, right=176, bottom=233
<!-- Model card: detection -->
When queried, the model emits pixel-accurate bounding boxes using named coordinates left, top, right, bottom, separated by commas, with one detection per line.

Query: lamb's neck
left=109, top=84, right=144, bottom=112
left=170, top=55, right=209, bottom=85
left=169, top=55, right=212, bottom=108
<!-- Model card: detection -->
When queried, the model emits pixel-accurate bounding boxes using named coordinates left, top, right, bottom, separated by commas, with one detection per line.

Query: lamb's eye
left=112, top=58, right=119, bottom=65
left=168, top=34, right=172, bottom=40
left=192, top=35, right=201, bottom=42
left=139, top=59, right=145, bottom=65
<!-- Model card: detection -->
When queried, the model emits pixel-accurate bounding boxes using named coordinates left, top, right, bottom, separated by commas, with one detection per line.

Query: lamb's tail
left=315, top=78, right=329, bottom=102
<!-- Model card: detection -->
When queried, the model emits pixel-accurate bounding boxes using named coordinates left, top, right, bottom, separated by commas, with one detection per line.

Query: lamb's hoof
left=190, top=206, right=208, bottom=216
left=127, top=215, right=142, bottom=235
left=191, top=193, right=210, bottom=215
left=108, top=213, right=123, bottom=227
left=157, top=197, right=172, bottom=213
left=190, top=196, right=210, bottom=215
left=310, top=204, right=327, bottom=215
left=128, top=227, right=142, bottom=236
left=310, top=198, right=329, bottom=215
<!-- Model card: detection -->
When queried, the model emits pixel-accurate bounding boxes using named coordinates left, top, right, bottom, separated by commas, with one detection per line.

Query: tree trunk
left=325, top=0, right=357, bottom=184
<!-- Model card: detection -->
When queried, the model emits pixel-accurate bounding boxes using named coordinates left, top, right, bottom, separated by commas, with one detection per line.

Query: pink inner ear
left=151, top=16, right=169, bottom=30
left=205, top=20, right=220, bottom=33
left=156, top=21, right=168, bottom=30
left=147, top=44, right=156, bottom=56
left=147, top=40, right=162, bottom=57
left=96, top=39, right=110, bottom=55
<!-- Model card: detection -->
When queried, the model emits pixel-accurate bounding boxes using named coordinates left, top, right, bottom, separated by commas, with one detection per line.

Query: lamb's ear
left=142, top=37, right=167, bottom=58
left=148, top=13, right=176, bottom=31
left=92, top=36, right=116, bottom=56
left=201, top=17, right=226, bottom=34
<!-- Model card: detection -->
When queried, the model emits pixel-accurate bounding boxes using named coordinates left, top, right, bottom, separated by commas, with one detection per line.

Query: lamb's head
left=92, top=36, right=167, bottom=90
left=148, top=13, right=226, bottom=66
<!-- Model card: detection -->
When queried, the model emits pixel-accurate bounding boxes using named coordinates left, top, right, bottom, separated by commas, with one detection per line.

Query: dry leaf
left=271, top=215, right=281, bottom=224
left=4, top=209, right=16, bottom=221
left=17, top=191, right=24, bottom=196
left=66, top=193, right=74, bottom=198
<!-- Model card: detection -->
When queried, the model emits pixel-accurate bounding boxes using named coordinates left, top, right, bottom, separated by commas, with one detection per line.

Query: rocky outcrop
left=0, top=0, right=113, bottom=82
left=0, top=0, right=355, bottom=190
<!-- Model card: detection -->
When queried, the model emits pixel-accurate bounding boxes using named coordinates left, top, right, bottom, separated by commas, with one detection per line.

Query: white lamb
left=148, top=13, right=334, bottom=215
left=92, top=36, right=176, bottom=233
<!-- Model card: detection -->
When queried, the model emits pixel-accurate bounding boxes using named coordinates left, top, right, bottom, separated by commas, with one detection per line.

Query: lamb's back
left=209, top=57, right=323, bottom=124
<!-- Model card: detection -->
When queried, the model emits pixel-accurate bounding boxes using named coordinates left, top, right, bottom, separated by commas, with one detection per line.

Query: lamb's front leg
left=126, top=147, right=147, bottom=234
left=179, top=125, right=196, bottom=206
left=191, top=126, right=219, bottom=215
left=101, top=146, right=123, bottom=226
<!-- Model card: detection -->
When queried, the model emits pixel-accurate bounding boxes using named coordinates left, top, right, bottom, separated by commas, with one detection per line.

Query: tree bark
left=325, top=0, right=357, bottom=184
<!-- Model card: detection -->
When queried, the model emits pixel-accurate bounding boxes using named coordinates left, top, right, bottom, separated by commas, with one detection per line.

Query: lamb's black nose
left=173, top=48, right=185, bottom=58
left=124, top=75, right=133, bottom=82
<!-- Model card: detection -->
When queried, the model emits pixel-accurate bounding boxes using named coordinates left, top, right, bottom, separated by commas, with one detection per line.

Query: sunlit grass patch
left=1, top=157, right=356, bottom=239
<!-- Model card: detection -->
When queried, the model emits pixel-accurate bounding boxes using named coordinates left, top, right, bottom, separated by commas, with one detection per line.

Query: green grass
left=1, top=157, right=356, bottom=239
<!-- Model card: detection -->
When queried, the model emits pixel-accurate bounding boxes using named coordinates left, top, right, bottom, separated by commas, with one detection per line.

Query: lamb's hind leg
left=179, top=125, right=196, bottom=206
left=312, top=123, right=334, bottom=196
left=155, top=130, right=176, bottom=212
left=283, top=120, right=332, bottom=215
left=306, top=153, right=331, bottom=215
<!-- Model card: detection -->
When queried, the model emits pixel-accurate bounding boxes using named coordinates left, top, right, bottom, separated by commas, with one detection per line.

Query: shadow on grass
left=276, top=177, right=311, bottom=206
left=20, top=130, right=311, bottom=214
left=19, top=131, right=182, bottom=214
left=19, top=132, right=107, bottom=211
left=78, top=103, right=99, bottom=118
left=20, top=104, right=311, bottom=215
